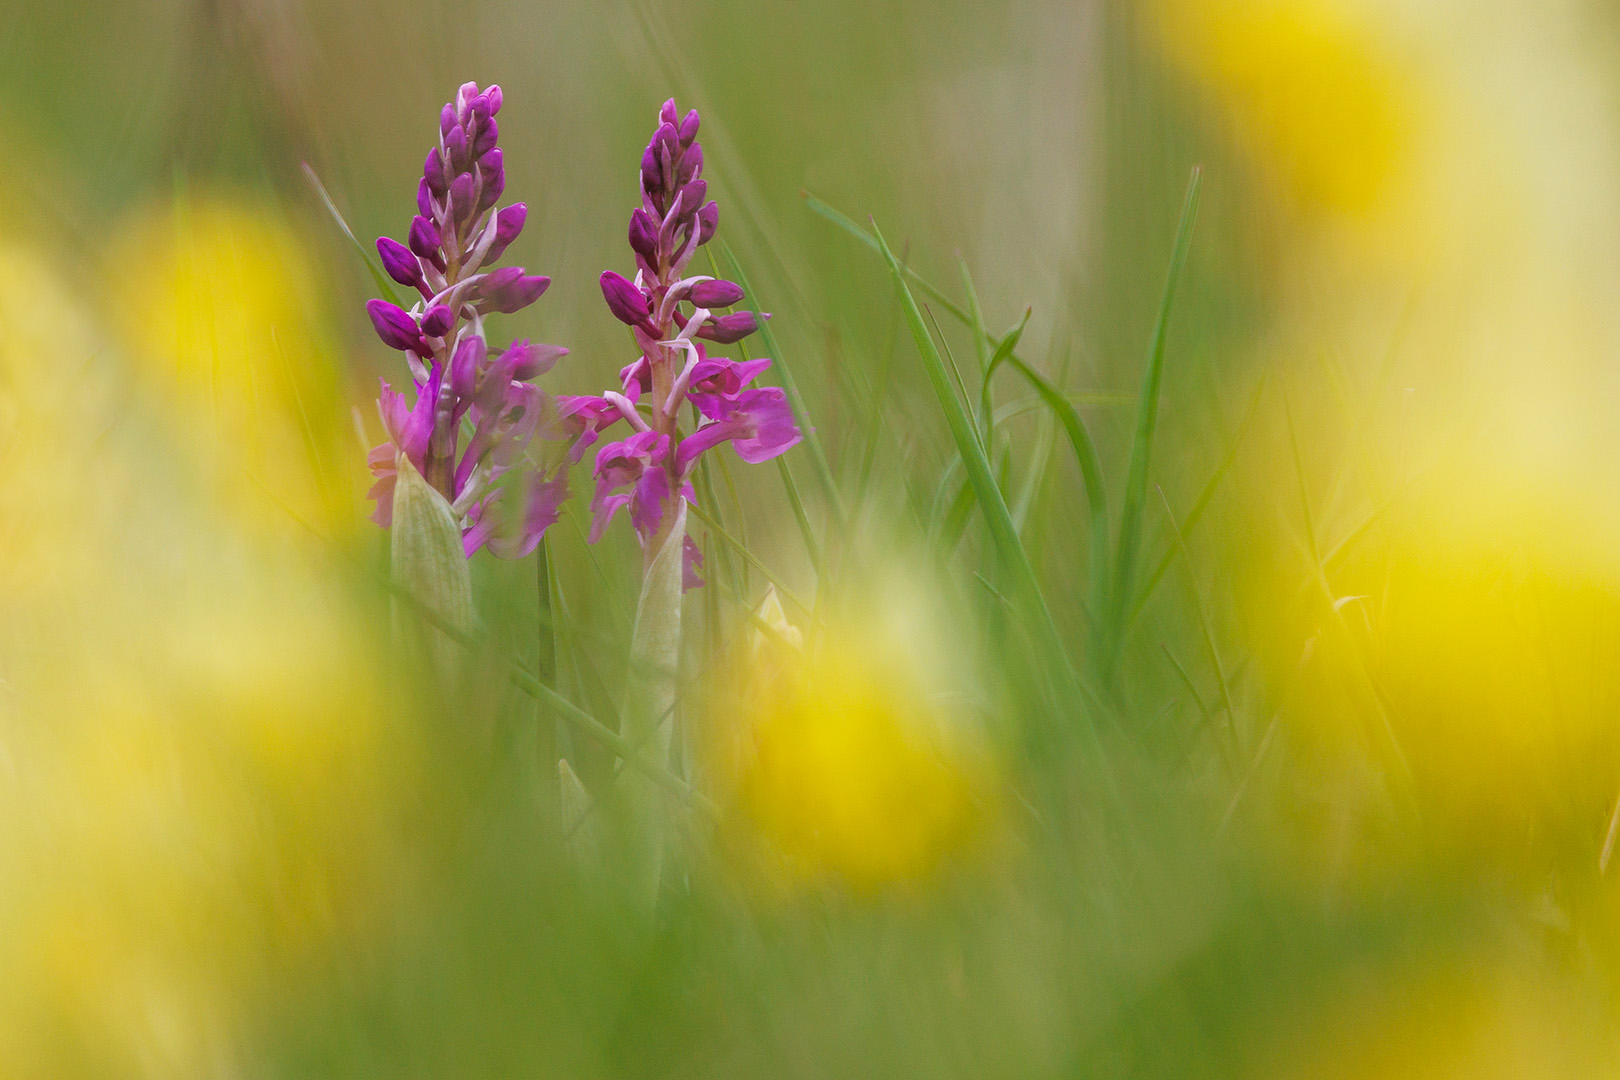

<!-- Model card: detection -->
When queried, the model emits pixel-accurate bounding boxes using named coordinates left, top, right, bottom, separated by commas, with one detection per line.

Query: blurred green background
left=6, top=0, right=1620, bottom=1076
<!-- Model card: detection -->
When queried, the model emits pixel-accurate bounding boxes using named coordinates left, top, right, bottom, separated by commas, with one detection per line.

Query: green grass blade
left=301, top=163, right=406, bottom=308
left=1109, top=166, right=1204, bottom=636
left=804, top=191, right=1111, bottom=608
left=802, top=191, right=973, bottom=322
left=776, top=456, right=822, bottom=574
left=873, top=220, right=1101, bottom=755
left=981, top=307, right=1032, bottom=450
left=958, top=259, right=995, bottom=444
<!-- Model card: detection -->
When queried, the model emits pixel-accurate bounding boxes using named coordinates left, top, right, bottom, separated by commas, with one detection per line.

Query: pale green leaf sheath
left=390, top=452, right=476, bottom=680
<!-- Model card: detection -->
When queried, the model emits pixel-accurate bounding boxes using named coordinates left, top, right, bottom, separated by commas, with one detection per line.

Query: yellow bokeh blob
left=1147, top=0, right=1415, bottom=218
left=108, top=197, right=362, bottom=538
left=708, top=588, right=991, bottom=893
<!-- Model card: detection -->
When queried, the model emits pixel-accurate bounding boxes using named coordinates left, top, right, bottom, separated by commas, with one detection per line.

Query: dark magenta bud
left=485, top=203, right=527, bottom=264
left=377, top=236, right=422, bottom=287
left=628, top=209, right=657, bottom=260
left=417, top=178, right=435, bottom=218
left=367, top=299, right=426, bottom=352
left=472, top=116, right=498, bottom=158
left=477, top=267, right=550, bottom=314
left=448, top=173, right=475, bottom=222
left=695, top=311, right=762, bottom=344
left=440, top=104, right=457, bottom=136
left=600, top=271, right=652, bottom=329
left=509, top=341, right=567, bottom=380
left=696, top=201, right=719, bottom=245
left=477, top=149, right=505, bottom=210
left=486, top=84, right=503, bottom=115
left=660, top=99, right=679, bottom=127
left=640, top=143, right=663, bottom=193
left=450, top=334, right=485, bottom=398
left=677, top=143, right=702, bottom=186
left=484, top=272, right=551, bottom=314
left=420, top=304, right=454, bottom=337
left=678, top=109, right=700, bottom=147
left=424, top=147, right=447, bottom=195
left=654, top=121, right=679, bottom=158
left=678, top=179, right=707, bottom=217
left=689, top=279, right=744, bottom=307
left=468, top=93, right=492, bottom=123
left=408, top=216, right=442, bottom=264
left=444, top=125, right=469, bottom=168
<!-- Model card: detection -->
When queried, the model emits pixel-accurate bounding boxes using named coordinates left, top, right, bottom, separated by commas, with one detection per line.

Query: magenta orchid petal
left=674, top=419, right=740, bottom=473
left=488, top=469, right=569, bottom=559
left=726, top=387, right=802, bottom=463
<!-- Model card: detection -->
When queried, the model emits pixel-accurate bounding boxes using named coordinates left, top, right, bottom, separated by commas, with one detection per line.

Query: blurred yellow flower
left=108, top=196, right=362, bottom=539
left=1147, top=0, right=1415, bottom=218
left=0, top=216, right=408, bottom=1078
left=1260, top=959, right=1620, bottom=1078
left=708, top=587, right=991, bottom=892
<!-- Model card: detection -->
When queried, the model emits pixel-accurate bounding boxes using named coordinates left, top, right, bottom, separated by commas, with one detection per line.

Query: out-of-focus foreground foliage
left=6, top=0, right=1620, bottom=1076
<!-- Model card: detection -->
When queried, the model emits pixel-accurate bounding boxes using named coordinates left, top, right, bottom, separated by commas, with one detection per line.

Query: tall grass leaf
left=958, top=260, right=995, bottom=443
left=872, top=220, right=1103, bottom=757
left=804, top=191, right=1110, bottom=607
left=1110, top=166, right=1203, bottom=640
left=802, top=191, right=974, bottom=322
left=776, top=457, right=823, bottom=574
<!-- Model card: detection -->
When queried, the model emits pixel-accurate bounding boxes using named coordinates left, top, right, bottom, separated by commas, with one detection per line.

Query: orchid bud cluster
left=365, top=81, right=568, bottom=558
left=558, top=99, right=802, bottom=585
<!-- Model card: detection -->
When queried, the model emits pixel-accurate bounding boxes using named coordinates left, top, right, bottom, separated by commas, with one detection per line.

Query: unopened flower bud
left=472, top=116, right=498, bottom=158
left=368, top=299, right=427, bottom=352
left=444, top=125, right=469, bottom=168
left=420, top=304, right=454, bottom=337
left=484, top=203, right=527, bottom=264
left=448, top=173, right=475, bottom=222
left=677, top=143, right=703, bottom=186
left=408, top=216, right=443, bottom=267
left=696, top=201, right=719, bottom=245
left=628, top=209, right=657, bottom=260
left=450, top=334, right=484, bottom=398
left=696, top=310, right=762, bottom=344
left=377, top=236, right=423, bottom=287
left=689, top=279, right=744, bottom=307
left=479, top=269, right=551, bottom=314
left=600, top=271, right=652, bottom=329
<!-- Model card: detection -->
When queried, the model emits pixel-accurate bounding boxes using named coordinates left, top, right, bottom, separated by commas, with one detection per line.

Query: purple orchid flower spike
left=562, top=98, right=801, bottom=586
left=365, top=81, right=570, bottom=559
left=570, top=99, right=808, bottom=911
